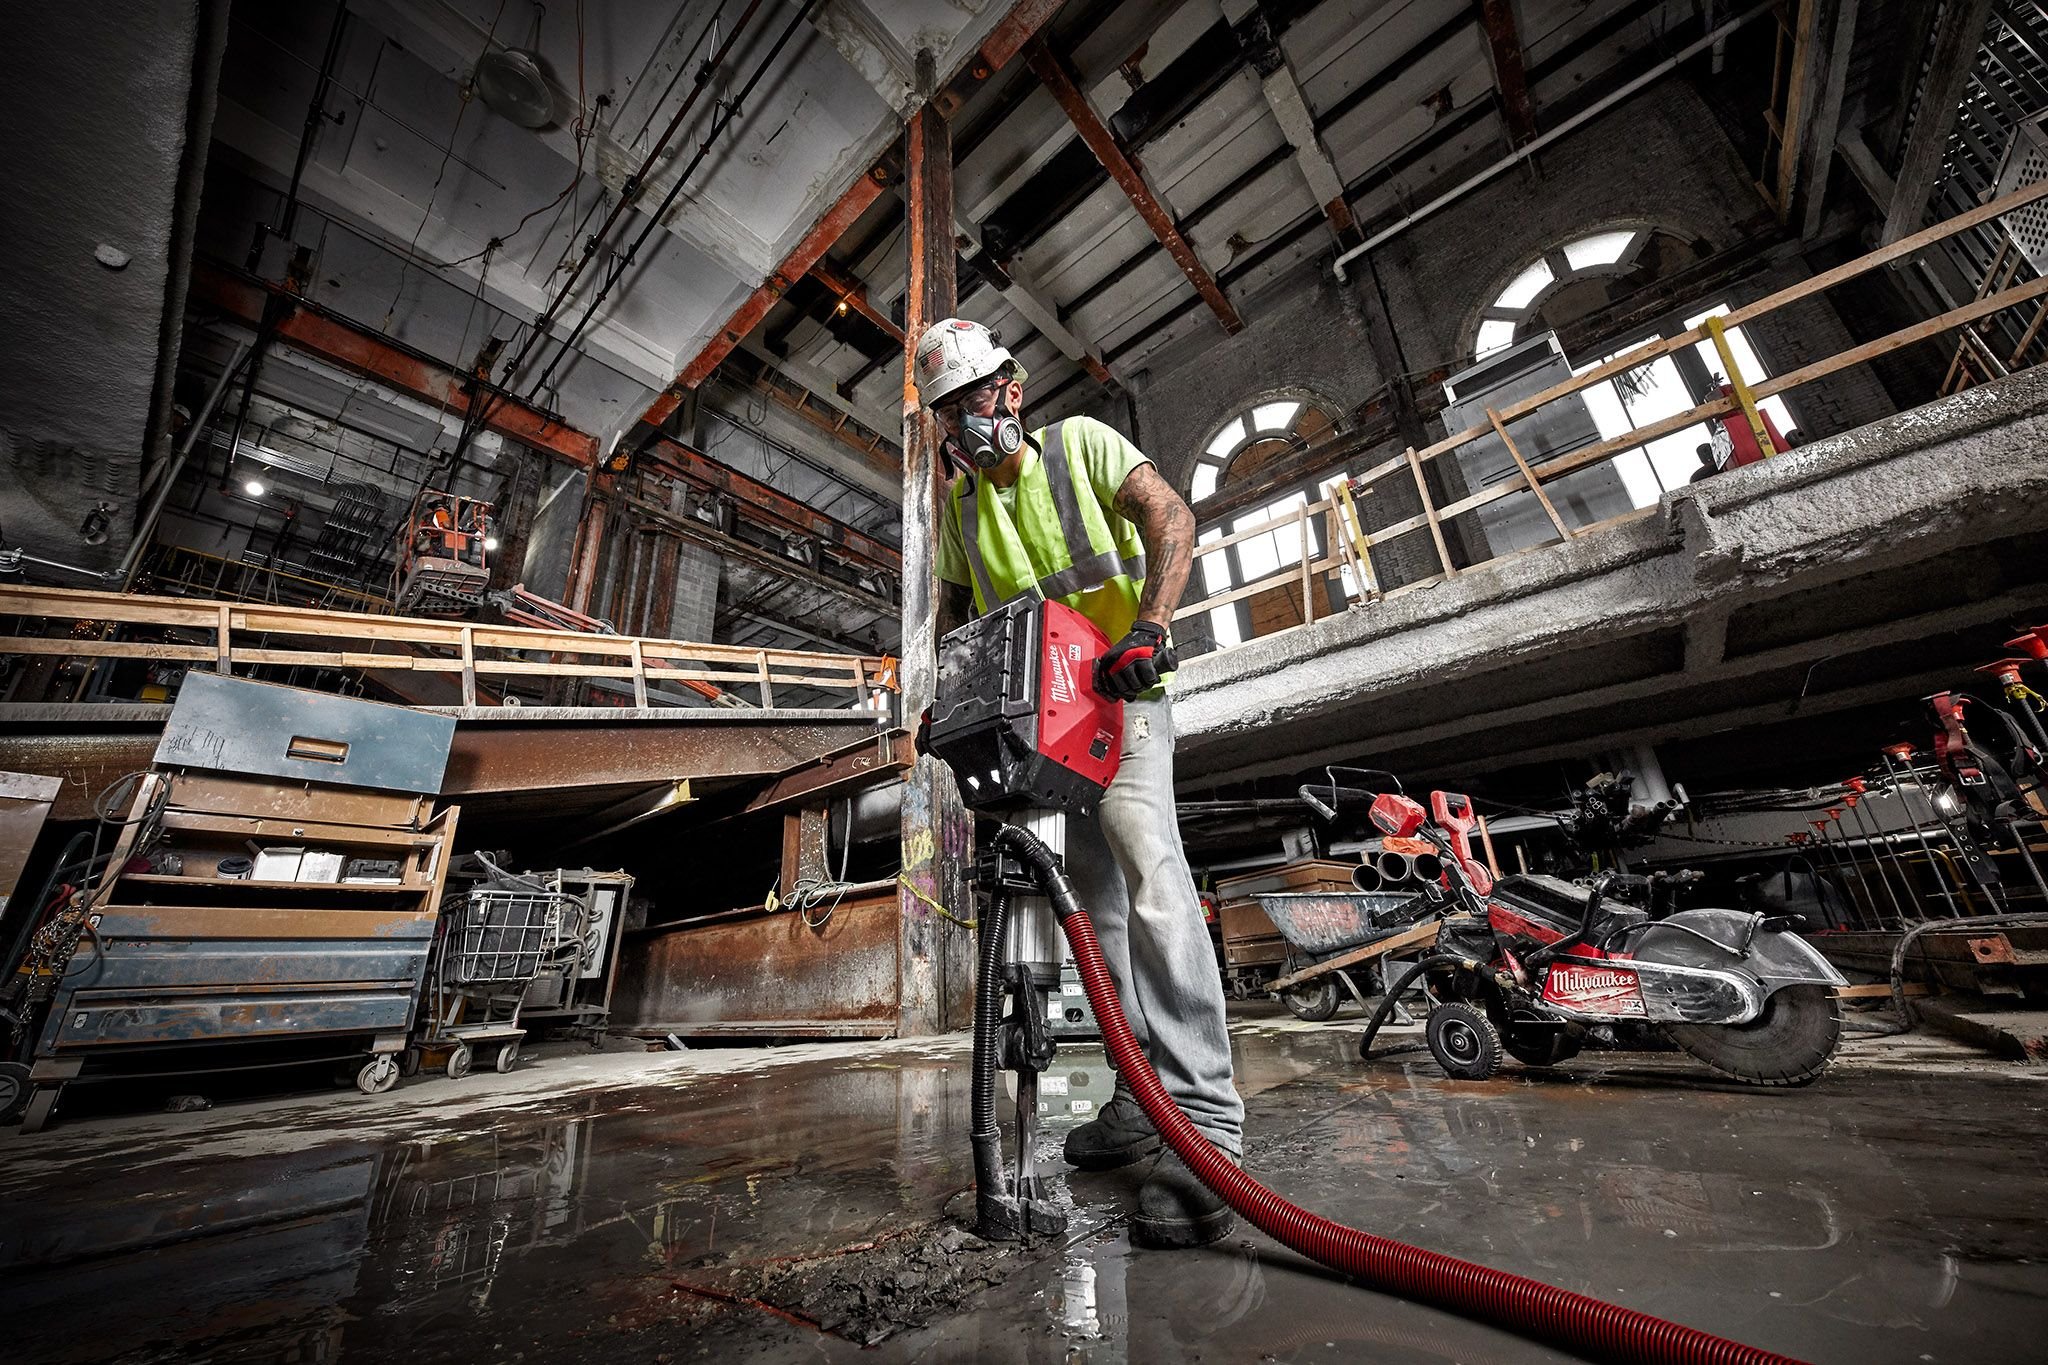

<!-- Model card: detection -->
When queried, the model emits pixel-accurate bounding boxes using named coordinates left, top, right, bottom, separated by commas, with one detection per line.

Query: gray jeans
left=1065, top=694, right=1244, bottom=1154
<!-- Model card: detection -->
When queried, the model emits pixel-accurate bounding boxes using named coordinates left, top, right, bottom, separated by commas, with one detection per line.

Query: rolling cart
left=415, top=887, right=577, bottom=1078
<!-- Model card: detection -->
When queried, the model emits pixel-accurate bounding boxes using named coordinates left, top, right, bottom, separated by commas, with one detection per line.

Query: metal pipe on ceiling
left=1331, top=3, right=1773, bottom=282
left=120, top=340, right=252, bottom=589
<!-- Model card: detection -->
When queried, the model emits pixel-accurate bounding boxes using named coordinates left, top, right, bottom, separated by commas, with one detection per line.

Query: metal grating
left=1925, top=0, right=2048, bottom=362
left=1995, top=114, right=2048, bottom=270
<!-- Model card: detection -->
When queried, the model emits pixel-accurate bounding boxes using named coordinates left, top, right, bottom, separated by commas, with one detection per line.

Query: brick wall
left=1129, top=265, right=1385, bottom=495
left=668, top=539, right=721, bottom=643
left=1371, top=81, right=1768, bottom=373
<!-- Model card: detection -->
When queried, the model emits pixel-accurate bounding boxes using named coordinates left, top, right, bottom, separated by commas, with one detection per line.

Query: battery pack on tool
left=927, top=598, right=1122, bottom=815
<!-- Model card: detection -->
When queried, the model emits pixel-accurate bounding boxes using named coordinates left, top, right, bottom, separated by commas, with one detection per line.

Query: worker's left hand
left=1095, top=621, right=1176, bottom=701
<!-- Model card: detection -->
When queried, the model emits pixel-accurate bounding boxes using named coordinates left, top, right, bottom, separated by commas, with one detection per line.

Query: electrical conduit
left=988, top=825, right=1802, bottom=1365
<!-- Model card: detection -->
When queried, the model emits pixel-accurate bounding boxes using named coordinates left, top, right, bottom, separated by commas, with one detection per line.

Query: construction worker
left=913, top=317, right=1244, bottom=1248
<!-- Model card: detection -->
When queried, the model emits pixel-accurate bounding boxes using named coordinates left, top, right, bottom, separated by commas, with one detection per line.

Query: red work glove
left=1095, top=621, right=1177, bottom=701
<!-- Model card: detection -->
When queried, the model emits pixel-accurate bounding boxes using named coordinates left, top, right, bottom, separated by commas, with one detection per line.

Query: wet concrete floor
left=3, top=1007, right=2046, bottom=1364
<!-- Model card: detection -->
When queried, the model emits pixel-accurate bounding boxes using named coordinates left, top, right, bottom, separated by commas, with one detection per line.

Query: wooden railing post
left=1404, top=446, right=1456, bottom=579
left=1297, top=501, right=1314, bottom=624
left=459, top=626, right=478, bottom=708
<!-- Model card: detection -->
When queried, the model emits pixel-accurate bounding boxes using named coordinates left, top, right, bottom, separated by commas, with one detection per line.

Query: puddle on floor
left=4, top=1022, right=2046, bottom=1363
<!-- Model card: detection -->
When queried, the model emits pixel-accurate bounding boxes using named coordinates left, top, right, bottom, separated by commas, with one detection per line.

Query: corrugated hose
left=988, top=823, right=1804, bottom=1365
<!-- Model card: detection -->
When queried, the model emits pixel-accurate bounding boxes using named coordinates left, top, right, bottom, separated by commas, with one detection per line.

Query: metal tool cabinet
left=19, top=677, right=459, bottom=1130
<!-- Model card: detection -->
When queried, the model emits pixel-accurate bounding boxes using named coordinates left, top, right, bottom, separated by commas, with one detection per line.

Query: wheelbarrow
left=1253, top=891, right=1436, bottom=1021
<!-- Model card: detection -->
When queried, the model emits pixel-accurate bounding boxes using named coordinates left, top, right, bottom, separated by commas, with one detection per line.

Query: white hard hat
left=913, top=318, right=1027, bottom=408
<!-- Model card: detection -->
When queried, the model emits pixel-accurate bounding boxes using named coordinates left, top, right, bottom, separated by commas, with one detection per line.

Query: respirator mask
left=947, top=382, right=1025, bottom=471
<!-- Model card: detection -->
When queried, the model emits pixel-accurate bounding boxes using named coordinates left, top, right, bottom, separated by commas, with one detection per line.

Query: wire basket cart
left=415, top=887, right=580, bottom=1079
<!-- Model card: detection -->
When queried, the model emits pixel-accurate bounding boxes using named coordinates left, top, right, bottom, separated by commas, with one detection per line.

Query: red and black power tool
left=925, top=596, right=1121, bottom=815
left=925, top=597, right=1121, bottom=1238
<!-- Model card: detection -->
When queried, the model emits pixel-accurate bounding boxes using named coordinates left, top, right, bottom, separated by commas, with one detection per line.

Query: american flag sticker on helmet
left=918, top=343, right=943, bottom=373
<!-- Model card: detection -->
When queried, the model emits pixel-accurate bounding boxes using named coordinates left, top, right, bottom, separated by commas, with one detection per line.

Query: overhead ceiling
left=207, top=0, right=1020, bottom=442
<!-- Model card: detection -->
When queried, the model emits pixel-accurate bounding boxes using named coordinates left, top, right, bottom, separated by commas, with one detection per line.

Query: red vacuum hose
left=1039, top=875, right=1805, bottom=1364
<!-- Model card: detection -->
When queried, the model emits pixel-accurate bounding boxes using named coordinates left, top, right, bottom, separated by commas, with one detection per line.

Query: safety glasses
left=935, top=378, right=1003, bottom=427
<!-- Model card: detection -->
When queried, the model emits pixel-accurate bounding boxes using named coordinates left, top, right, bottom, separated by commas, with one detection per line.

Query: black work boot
left=1062, top=1093, right=1162, bottom=1171
left=1132, top=1148, right=1237, bottom=1249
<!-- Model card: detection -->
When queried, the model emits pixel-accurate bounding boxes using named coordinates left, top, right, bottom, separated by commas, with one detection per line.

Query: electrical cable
left=515, top=0, right=825, bottom=408
left=473, top=0, right=766, bottom=434
left=991, top=823, right=1802, bottom=1365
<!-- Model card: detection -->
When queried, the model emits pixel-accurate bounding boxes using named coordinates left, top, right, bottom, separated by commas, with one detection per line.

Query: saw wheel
left=1663, top=984, right=1842, bottom=1086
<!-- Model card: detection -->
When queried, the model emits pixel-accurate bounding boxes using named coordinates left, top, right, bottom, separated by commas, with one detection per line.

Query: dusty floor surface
left=4, top=1006, right=2046, bottom=1364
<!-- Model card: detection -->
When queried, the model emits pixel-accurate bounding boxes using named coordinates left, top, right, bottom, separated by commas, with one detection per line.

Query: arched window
left=1468, top=228, right=1800, bottom=504
left=1187, top=398, right=1344, bottom=649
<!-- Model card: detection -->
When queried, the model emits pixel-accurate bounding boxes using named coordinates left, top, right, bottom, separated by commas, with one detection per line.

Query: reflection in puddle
left=5, top=1029, right=2047, bottom=1364
left=1056, top=1257, right=1099, bottom=1336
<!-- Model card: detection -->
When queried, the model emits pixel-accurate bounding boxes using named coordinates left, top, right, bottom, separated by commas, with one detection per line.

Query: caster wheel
left=445, top=1043, right=473, bottom=1080
left=397, top=1047, right=422, bottom=1078
left=1426, top=1001, right=1502, bottom=1080
left=1280, top=953, right=1339, bottom=1021
left=495, top=1043, right=519, bottom=1074
left=1, top=1061, right=32, bottom=1123
left=356, top=1056, right=400, bottom=1095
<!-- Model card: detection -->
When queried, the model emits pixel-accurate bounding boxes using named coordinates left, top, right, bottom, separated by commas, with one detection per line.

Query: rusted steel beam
left=0, top=714, right=883, bottom=820
left=933, top=0, right=1070, bottom=117
left=190, top=264, right=599, bottom=466
left=192, top=264, right=905, bottom=601
left=646, top=167, right=891, bottom=422
left=898, top=102, right=975, bottom=1038
left=743, top=731, right=909, bottom=814
left=810, top=254, right=905, bottom=341
left=644, top=439, right=901, bottom=573
left=637, top=0, right=1067, bottom=417
left=1479, top=0, right=1538, bottom=147
left=444, top=718, right=874, bottom=795
left=1024, top=36, right=1243, bottom=335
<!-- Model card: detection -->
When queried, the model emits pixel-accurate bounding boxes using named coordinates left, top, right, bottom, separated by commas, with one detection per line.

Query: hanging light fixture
left=78, top=502, right=114, bottom=546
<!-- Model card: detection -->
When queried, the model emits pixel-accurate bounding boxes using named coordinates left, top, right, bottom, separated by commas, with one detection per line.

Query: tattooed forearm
left=1112, top=462, right=1196, bottom=632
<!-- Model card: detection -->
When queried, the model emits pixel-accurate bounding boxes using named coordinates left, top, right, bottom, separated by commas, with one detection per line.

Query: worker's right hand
left=1095, top=621, right=1176, bottom=700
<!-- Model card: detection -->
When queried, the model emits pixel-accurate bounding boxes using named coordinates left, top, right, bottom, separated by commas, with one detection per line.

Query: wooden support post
left=898, top=101, right=973, bottom=1036
left=1404, top=446, right=1456, bottom=578
left=1775, top=0, right=1857, bottom=240
left=755, top=649, right=775, bottom=708
left=565, top=477, right=611, bottom=616
left=459, top=626, right=478, bottom=708
left=1486, top=407, right=1574, bottom=541
left=215, top=605, right=232, bottom=674
left=629, top=638, right=649, bottom=709
left=1883, top=0, right=1992, bottom=245
left=1298, top=502, right=1314, bottom=624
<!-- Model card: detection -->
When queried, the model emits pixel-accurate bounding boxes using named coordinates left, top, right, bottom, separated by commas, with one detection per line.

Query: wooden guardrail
left=0, top=585, right=897, bottom=715
left=1183, top=174, right=2048, bottom=638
